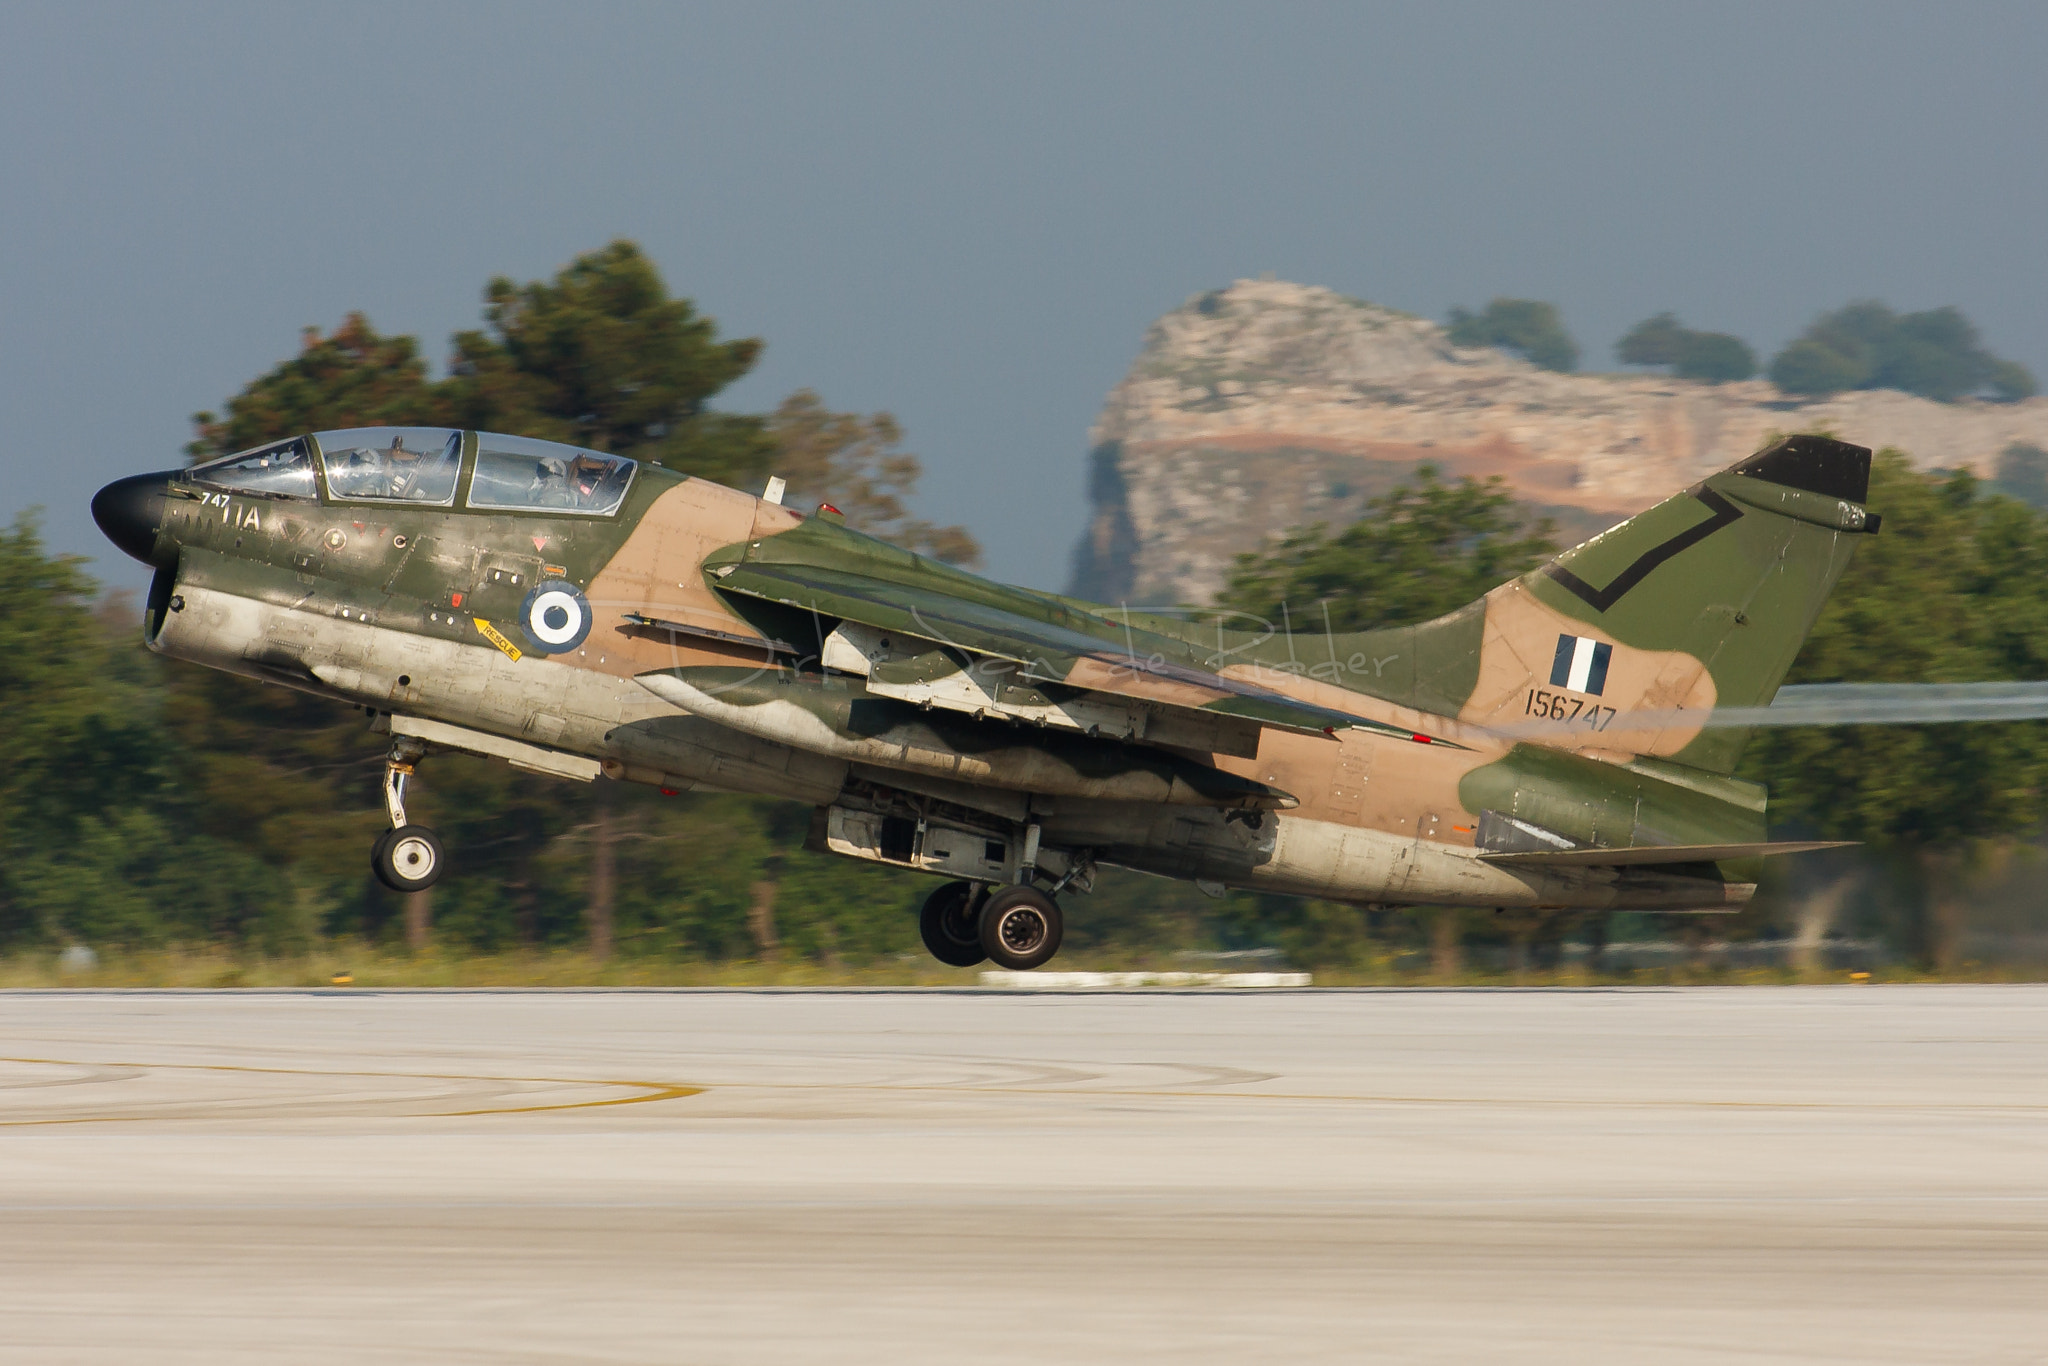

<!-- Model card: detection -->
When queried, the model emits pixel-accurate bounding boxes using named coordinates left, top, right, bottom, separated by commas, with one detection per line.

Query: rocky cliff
left=1069, top=279, right=2048, bottom=606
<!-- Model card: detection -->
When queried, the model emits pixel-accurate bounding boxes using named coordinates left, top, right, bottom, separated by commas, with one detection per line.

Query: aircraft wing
left=704, top=545, right=1463, bottom=753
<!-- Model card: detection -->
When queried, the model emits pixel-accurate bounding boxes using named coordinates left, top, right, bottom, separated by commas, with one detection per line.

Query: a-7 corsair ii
left=93, top=429, right=1876, bottom=970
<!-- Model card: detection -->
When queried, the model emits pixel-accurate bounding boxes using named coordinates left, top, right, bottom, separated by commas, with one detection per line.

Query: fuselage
left=93, top=426, right=1766, bottom=914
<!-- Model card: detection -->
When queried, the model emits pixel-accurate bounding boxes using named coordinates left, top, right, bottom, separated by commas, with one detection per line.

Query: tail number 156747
left=1524, top=688, right=1616, bottom=730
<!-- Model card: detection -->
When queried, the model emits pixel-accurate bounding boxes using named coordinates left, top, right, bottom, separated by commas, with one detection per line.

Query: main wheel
left=979, top=885, right=1063, bottom=971
left=372, top=825, right=445, bottom=893
left=919, top=880, right=987, bottom=967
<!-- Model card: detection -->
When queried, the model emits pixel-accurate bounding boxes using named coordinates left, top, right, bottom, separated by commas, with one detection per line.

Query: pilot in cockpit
left=527, top=457, right=576, bottom=508
left=383, top=434, right=423, bottom=497
left=338, top=447, right=380, bottom=497
left=569, top=453, right=618, bottom=508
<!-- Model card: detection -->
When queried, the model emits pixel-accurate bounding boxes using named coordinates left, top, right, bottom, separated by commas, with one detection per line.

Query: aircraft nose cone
left=91, top=471, right=174, bottom=567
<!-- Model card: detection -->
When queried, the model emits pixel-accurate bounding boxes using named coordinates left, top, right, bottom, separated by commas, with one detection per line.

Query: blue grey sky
left=6, top=2, right=2045, bottom=594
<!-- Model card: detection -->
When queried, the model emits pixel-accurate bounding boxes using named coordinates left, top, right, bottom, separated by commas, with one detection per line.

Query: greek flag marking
left=1549, top=634, right=1612, bottom=696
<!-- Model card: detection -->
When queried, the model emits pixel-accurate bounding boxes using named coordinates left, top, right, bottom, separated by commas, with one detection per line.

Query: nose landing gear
left=372, top=738, right=446, bottom=893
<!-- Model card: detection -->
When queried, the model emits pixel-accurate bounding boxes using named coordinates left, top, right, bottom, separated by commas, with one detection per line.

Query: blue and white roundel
left=519, top=580, right=592, bottom=654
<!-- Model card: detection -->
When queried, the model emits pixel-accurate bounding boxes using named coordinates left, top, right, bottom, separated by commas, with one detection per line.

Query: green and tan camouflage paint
left=133, top=430, right=1875, bottom=911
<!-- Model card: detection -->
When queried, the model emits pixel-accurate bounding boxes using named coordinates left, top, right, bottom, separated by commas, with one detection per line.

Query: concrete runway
left=2, top=987, right=2046, bottom=1364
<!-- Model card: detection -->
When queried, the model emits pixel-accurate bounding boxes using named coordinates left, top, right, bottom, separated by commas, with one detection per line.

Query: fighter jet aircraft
left=94, top=428, right=1877, bottom=969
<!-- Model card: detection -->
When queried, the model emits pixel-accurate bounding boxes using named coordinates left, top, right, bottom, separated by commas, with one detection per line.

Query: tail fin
left=1467, top=435, right=1877, bottom=772
left=1340, top=436, right=1877, bottom=773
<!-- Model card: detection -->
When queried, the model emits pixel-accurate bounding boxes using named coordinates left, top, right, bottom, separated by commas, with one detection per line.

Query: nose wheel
left=373, top=738, right=446, bottom=893
left=373, top=825, right=445, bottom=892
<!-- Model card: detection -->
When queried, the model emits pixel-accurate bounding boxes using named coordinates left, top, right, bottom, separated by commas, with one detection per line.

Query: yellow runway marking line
left=0, top=1056, right=701, bottom=1126
left=435, top=1081, right=702, bottom=1118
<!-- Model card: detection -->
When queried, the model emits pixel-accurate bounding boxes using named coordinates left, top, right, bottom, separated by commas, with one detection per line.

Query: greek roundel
left=519, top=579, right=593, bottom=654
left=1549, top=633, right=1612, bottom=696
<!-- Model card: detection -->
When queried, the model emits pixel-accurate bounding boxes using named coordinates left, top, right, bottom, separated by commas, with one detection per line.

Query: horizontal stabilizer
left=1479, top=839, right=1855, bottom=868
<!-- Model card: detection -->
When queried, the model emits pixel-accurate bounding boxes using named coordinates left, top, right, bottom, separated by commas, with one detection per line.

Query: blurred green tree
left=1767, top=301, right=2037, bottom=402
left=1216, top=465, right=1557, bottom=632
left=188, top=314, right=448, bottom=459
left=1616, top=312, right=1757, bottom=382
left=1446, top=298, right=1578, bottom=372
left=0, top=516, right=285, bottom=952
left=447, top=240, right=777, bottom=487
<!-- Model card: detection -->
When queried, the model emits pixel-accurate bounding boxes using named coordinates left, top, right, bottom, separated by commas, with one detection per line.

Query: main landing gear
left=372, top=737, right=446, bottom=893
left=919, top=880, right=1065, bottom=971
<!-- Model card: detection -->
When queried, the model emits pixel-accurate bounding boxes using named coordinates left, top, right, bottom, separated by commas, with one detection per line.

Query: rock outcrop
left=1069, top=279, right=2048, bottom=606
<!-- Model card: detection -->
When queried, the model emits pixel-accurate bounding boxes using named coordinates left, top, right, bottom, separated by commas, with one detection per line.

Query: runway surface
left=3, top=986, right=2046, bottom=1364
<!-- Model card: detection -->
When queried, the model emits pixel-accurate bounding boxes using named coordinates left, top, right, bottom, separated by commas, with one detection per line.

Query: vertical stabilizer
left=1448, top=436, right=1877, bottom=773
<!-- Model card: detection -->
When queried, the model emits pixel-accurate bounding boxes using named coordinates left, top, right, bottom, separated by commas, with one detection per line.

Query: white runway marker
left=978, top=970, right=1312, bottom=989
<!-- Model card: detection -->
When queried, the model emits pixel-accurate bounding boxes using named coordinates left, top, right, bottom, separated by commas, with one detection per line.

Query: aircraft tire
left=919, top=880, right=987, bottom=967
left=980, top=885, right=1063, bottom=971
left=370, top=828, right=398, bottom=877
left=373, top=825, right=445, bottom=893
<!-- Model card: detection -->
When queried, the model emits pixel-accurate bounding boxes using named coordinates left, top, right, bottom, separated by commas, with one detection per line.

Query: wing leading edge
left=702, top=521, right=1468, bottom=751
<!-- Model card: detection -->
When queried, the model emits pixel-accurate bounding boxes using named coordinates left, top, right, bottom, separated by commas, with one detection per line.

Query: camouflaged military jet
left=93, top=428, right=1876, bottom=970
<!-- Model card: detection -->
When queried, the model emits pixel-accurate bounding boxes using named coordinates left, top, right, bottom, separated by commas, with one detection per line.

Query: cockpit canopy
left=319, top=428, right=462, bottom=504
left=188, top=437, right=318, bottom=498
left=185, top=429, right=640, bottom=516
left=467, top=433, right=635, bottom=515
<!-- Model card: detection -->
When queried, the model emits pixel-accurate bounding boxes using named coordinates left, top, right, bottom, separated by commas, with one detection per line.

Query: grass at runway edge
left=0, top=946, right=2042, bottom=988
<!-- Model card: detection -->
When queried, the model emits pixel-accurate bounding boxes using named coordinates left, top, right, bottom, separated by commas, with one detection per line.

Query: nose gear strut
left=383, top=737, right=426, bottom=830
left=373, top=736, right=446, bottom=893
